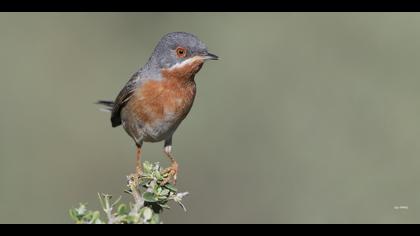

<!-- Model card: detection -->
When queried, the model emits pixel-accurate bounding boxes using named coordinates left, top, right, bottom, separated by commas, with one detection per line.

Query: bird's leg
left=161, top=138, right=178, bottom=186
left=135, top=145, right=143, bottom=177
left=128, top=142, right=143, bottom=184
left=161, top=146, right=178, bottom=186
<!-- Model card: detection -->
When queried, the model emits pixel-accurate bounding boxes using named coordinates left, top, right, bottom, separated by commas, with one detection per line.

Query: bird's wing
left=110, top=72, right=141, bottom=127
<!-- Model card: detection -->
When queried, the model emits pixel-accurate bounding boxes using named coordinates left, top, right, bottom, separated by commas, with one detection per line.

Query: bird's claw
left=161, top=163, right=178, bottom=186
left=127, top=170, right=142, bottom=185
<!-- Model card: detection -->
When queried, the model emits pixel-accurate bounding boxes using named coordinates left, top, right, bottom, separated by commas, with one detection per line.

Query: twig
left=69, top=162, right=188, bottom=224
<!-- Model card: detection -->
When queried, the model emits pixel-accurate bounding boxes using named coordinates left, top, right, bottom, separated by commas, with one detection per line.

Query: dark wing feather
left=110, top=72, right=140, bottom=127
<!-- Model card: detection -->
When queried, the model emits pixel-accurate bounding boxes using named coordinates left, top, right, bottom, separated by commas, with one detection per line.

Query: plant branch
left=69, top=162, right=188, bottom=224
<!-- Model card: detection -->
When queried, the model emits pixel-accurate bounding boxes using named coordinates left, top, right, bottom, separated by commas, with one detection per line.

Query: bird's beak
left=202, top=52, right=219, bottom=60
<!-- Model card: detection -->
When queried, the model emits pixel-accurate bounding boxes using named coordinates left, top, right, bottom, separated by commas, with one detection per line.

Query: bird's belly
left=128, top=81, right=196, bottom=142
left=142, top=116, right=182, bottom=142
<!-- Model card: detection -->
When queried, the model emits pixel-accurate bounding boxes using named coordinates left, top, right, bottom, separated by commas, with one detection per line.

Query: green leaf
left=143, top=161, right=153, bottom=172
left=94, top=218, right=104, bottom=224
left=151, top=214, right=160, bottom=224
left=75, top=203, right=87, bottom=216
left=160, top=189, right=170, bottom=196
left=117, top=204, right=128, bottom=215
left=91, top=211, right=101, bottom=223
left=143, top=207, right=153, bottom=221
left=163, top=183, right=178, bottom=192
left=155, top=171, right=163, bottom=180
left=159, top=204, right=171, bottom=209
left=69, top=209, right=79, bottom=221
left=142, top=192, right=158, bottom=202
left=124, top=215, right=137, bottom=224
left=138, top=179, right=150, bottom=187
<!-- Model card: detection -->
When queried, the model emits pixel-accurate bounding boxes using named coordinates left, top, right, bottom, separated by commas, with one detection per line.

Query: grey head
left=144, top=32, right=218, bottom=73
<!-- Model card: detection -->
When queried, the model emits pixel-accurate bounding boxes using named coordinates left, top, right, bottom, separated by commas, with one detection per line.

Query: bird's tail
left=96, top=100, right=114, bottom=112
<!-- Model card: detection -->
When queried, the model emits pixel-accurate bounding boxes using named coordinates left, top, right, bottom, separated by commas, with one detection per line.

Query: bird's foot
left=161, top=162, right=178, bottom=186
left=127, top=168, right=143, bottom=185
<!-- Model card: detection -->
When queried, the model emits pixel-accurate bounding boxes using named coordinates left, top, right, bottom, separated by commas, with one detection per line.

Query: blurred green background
left=0, top=13, right=420, bottom=223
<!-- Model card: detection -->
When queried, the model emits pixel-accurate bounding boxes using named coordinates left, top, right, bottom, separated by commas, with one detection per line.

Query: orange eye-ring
left=176, top=47, right=187, bottom=58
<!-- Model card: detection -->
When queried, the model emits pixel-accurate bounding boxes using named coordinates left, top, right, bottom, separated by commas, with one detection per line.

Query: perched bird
left=97, top=32, right=218, bottom=185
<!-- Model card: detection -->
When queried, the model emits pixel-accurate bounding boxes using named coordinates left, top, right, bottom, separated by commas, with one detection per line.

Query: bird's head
left=148, top=32, right=218, bottom=78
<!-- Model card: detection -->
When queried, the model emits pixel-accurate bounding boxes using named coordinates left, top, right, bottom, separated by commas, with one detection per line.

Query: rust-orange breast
left=127, top=57, right=204, bottom=128
left=131, top=75, right=197, bottom=125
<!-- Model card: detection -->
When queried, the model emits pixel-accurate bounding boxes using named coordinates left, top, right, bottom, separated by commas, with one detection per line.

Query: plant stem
left=128, top=177, right=144, bottom=209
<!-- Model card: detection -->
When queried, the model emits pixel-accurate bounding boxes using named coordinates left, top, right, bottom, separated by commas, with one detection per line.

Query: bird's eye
left=176, top=47, right=187, bottom=58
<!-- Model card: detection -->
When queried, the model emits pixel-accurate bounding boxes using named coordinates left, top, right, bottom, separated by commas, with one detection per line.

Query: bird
left=97, top=32, right=218, bottom=185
